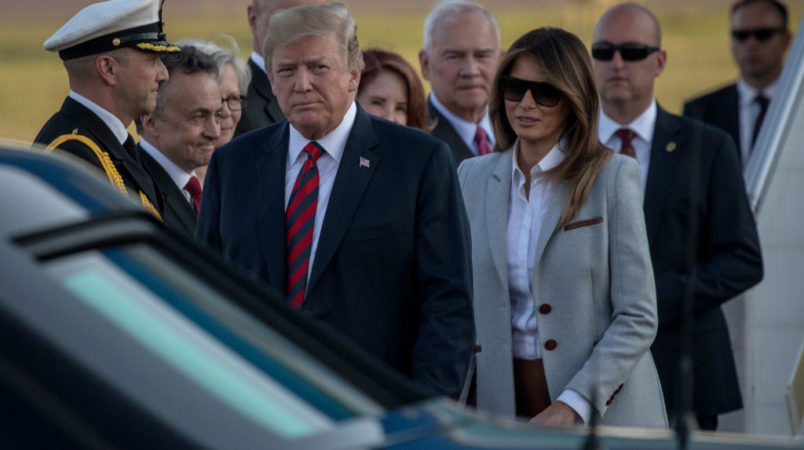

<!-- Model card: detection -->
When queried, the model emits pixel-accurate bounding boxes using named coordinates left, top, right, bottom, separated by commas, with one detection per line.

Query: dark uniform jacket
left=34, top=97, right=162, bottom=214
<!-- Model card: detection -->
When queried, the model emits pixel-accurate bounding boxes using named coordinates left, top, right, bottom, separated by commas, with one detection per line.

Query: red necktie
left=475, top=126, right=492, bottom=156
left=184, top=175, right=202, bottom=214
left=285, top=142, right=323, bottom=308
left=615, top=128, right=636, bottom=158
left=751, top=94, right=769, bottom=151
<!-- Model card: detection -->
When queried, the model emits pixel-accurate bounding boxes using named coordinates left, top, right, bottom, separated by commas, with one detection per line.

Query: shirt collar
left=250, top=52, right=267, bottom=75
left=737, top=78, right=779, bottom=108
left=139, top=138, right=194, bottom=190
left=69, top=90, right=129, bottom=144
left=288, top=101, right=357, bottom=165
left=511, top=139, right=566, bottom=183
left=429, top=93, right=494, bottom=147
left=598, top=99, right=657, bottom=145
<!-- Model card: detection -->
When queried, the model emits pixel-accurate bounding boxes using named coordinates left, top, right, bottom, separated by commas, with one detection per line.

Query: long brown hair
left=489, top=27, right=612, bottom=229
left=360, top=49, right=429, bottom=130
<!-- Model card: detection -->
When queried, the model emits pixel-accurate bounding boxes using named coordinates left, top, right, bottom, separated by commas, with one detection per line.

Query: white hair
left=176, top=36, right=252, bottom=94
left=422, top=0, right=500, bottom=52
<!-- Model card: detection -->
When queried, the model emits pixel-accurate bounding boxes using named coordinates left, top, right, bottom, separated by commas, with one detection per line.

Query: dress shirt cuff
left=557, top=389, right=592, bottom=425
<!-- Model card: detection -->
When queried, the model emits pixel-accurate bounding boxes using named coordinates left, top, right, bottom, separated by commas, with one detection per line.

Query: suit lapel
left=531, top=178, right=569, bottom=265
left=724, top=85, right=741, bottom=150
left=486, top=152, right=512, bottom=291
left=644, top=107, right=683, bottom=244
left=428, top=99, right=475, bottom=163
left=249, top=59, right=284, bottom=123
left=139, top=148, right=196, bottom=236
left=256, top=124, right=290, bottom=289
left=308, top=109, right=380, bottom=292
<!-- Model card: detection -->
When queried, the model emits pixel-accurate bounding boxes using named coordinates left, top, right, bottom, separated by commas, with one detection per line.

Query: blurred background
left=0, top=0, right=801, bottom=143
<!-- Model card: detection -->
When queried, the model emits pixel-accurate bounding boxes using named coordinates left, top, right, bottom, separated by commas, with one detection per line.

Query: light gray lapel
left=486, top=151, right=513, bottom=291
left=531, top=179, right=569, bottom=265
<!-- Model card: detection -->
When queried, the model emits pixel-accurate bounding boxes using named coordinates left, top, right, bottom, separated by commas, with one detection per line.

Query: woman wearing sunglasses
left=457, top=27, right=666, bottom=428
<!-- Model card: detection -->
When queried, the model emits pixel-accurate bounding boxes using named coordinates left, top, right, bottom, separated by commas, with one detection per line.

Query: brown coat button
left=544, top=339, right=557, bottom=351
left=538, top=304, right=552, bottom=314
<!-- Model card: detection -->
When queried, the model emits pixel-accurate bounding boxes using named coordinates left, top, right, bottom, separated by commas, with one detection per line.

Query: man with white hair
left=198, top=3, right=475, bottom=399
left=419, top=0, right=502, bottom=164
left=35, top=0, right=180, bottom=217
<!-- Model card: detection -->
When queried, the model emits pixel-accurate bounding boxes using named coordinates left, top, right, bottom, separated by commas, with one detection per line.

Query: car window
left=42, top=244, right=384, bottom=446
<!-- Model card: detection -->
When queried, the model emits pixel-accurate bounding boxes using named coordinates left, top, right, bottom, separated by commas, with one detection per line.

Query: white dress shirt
left=737, top=78, right=778, bottom=166
left=69, top=90, right=128, bottom=145
left=250, top=51, right=267, bottom=75
left=429, top=93, right=494, bottom=155
left=507, top=140, right=590, bottom=423
left=139, top=138, right=196, bottom=206
left=284, top=101, right=357, bottom=282
left=598, top=100, right=657, bottom=192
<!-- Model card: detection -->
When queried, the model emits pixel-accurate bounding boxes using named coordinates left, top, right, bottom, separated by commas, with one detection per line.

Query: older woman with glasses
left=177, top=37, right=251, bottom=184
left=457, top=27, right=666, bottom=428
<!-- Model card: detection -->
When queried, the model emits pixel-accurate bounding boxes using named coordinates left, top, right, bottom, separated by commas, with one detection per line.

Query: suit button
left=544, top=339, right=557, bottom=351
left=538, top=304, right=552, bottom=314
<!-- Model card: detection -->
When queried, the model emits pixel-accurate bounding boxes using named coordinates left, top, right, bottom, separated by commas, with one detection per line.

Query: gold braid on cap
left=45, top=133, right=162, bottom=221
left=135, top=42, right=180, bottom=52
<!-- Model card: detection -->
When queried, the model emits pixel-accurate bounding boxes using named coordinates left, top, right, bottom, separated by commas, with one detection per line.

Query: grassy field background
left=1, top=0, right=801, bottom=142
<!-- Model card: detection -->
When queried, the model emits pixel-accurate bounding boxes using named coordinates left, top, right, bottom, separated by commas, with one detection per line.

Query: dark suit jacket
left=139, top=146, right=197, bottom=239
left=646, top=107, right=763, bottom=418
left=197, top=107, right=475, bottom=399
left=427, top=98, right=476, bottom=165
left=34, top=97, right=161, bottom=210
left=234, top=58, right=285, bottom=137
left=682, top=84, right=742, bottom=163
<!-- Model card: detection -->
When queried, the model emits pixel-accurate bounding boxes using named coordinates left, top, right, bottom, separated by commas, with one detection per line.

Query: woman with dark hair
left=457, top=27, right=666, bottom=428
left=358, top=49, right=428, bottom=130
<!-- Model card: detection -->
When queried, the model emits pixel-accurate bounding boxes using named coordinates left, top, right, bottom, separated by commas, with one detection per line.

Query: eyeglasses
left=222, top=95, right=247, bottom=111
left=731, top=27, right=786, bottom=42
left=499, top=76, right=563, bottom=107
left=591, top=42, right=660, bottom=61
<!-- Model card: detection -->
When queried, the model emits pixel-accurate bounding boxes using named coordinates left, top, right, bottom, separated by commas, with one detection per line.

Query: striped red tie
left=285, top=142, right=323, bottom=308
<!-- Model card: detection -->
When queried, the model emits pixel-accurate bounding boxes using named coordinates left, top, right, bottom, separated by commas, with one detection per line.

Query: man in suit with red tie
left=418, top=0, right=502, bottom=164
left=683, top=0, right=791, bottom=169
left=136, top=47, right=223, bottom=239
left=592, top=3, right=763, bottom=430
left=196, top=3, right=475, bottom=399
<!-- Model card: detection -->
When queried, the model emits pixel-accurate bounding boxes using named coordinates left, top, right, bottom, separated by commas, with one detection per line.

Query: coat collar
left=644, top=105, right=683, bottom=243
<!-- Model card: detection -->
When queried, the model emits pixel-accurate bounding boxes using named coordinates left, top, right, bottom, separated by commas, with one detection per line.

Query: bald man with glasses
left=684, top=0, right=792, bottom=168
left=592, top=2, right=763, bottom=431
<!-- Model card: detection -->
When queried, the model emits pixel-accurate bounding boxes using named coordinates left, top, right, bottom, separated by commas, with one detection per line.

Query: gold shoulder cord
left=46, top=133, right=162, bottom=221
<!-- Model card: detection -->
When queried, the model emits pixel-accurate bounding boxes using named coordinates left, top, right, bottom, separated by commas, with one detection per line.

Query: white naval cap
left=44, top=0, right=180, bottom=60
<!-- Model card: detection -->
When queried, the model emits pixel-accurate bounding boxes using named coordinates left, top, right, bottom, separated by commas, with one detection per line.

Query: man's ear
left=348, top=67, right=361, bottom=92
left=247, top=5, right=258, bottom=35
left=95, top=54, right=118, bottom=86
left=139, top=113, right=157, bottom=137
left=419, top=49, right=430, bottom=81
left=654, top=49, right=667, bottom=78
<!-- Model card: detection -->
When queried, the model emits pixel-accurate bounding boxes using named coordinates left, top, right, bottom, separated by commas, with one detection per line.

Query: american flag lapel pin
left=359, top=156, right=370, bottom=168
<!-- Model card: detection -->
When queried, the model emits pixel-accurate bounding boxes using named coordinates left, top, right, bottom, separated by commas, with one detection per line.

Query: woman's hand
left=529, top=401, right=580, bottom=427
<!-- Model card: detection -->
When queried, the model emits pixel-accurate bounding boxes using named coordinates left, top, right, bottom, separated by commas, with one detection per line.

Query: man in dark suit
left=235, top=0, right=329, bottom=137
left=418, top=0, right=502, bottom=164
left=592, top=3, right=763, bottom=431
left=683, top=0, right=791, bottom=169
left=136, top=47, right=223, bottom=239
left=34, top=0, right=180, bottom=218
left=197, top=3, right=475, bottom=399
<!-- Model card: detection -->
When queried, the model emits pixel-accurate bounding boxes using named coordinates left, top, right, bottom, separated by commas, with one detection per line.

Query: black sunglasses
left=731, top=27, right=786, bottom=42
left=591, top=42, right=660, bottom=61
left=499, top=76, right=562, bottom=107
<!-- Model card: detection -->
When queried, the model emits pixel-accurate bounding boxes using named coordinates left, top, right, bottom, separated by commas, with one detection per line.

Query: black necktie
left=751, top=94, right=769, bottom=151
left=123, top=134, right=138, bottom=159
